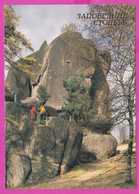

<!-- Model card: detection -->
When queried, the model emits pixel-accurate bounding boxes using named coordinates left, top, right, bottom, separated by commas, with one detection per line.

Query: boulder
left=47, top=117, right=83, bottom=175
left=5, top=102, right=31, bottom=124
left=5, top=120, right=31, bottom=189
left=24, top=117, right=83, bottom=185
left=80, top=129, right=118, bottom=162
left=6, top=70, right=32, bottom=101
left=5, top=41, right=48, bottom=101
left=6, top=153, right=31, bottom=189
left=5, top=103, right=83, bottom=187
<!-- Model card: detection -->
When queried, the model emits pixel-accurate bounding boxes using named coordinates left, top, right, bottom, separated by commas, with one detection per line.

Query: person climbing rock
left=14, top=94, right=18, bottom=103
left=31, top=106, right=37, bottom=121
left=40, top=106, right=48, bottom=122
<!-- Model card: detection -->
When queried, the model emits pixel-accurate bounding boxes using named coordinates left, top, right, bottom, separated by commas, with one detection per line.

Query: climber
left=40, top=105, right=48, bottom=122
left=30, top=106, right=37, bottom=121
left=14, top=94, right=18, bottom=103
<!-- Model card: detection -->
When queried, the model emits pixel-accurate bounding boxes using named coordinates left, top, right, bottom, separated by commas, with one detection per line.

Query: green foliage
left=35, top=111, right=41, bottom=125
left=62, top=76, right=91, bottom=123
left=63, top=76, right=86, bottom=94
left=37, top=85, right=51, bottom=105
left=4, top=5, right=33, bottom=60
left=4, top=5, right=41, bottom=80
left=61, top=23, right=78, bottom=34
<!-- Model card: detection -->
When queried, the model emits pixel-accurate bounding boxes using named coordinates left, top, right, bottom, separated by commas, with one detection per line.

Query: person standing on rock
left=14, top=93, right=18, bottom=103
left=31, top=106, right=37, bottom=121
left=40, top=106, right=48, bottom=122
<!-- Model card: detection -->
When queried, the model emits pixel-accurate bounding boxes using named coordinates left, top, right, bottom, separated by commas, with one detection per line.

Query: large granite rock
left=80, top=129, right=118, bottom=162
left=6, top=32, right=112, bottom=132
left=5, top=102, right=83, bottom=188
left=6, top=70, right=32, bottom=102
left=46, top=117, right=83, bottom=175
left=5, top=41, right=48, bottom=101
left=24, top=117, right=83, bottom=185
left=5, top=119, right=31, bottom=189
left=6, top=153, right=31, bottom=189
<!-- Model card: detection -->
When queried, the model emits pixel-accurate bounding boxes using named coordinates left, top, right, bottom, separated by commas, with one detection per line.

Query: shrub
left=62, top=75, right=91, bottom=123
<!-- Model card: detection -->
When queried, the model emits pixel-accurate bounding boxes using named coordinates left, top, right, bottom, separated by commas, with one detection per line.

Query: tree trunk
left=126, top=94, right=134, bottom=183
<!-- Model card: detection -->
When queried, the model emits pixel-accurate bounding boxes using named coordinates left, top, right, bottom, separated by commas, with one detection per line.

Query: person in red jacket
left=30, top=106, right=37, bottom=121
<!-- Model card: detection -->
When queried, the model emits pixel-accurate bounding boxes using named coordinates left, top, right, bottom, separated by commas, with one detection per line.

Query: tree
left=61, top=23, right=78, bottom=59
left=62, top=75, right=91, bottom=123
left=37, top=85, right=51, bottom=105
left=80, top=5, right=135, bottom=183
left=4, top=5, right=39, bottom=80
left=61, top=23, right=78, bottom=34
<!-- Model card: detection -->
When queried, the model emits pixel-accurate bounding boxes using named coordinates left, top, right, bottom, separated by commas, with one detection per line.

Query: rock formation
left=80, top=129, right=117, bottom=162
left=5, top=32, right=117, bottom=188
left=7, top=32, right=112, bottom=130
left=5, top=102, right=83, bottom=188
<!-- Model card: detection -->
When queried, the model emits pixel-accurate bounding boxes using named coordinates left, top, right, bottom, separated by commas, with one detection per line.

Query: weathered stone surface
left=5, top=102, right=30, bottom=123
left=20, top=98, right=58, bottom=117
left=21, top=97, right=41, bottom=108
left=6, top=32, right=112, bottom=132
left=47, top=117, right=83, bottom=175
left=60, top=127, right=83, bottom=174
left=5, top=103, right=83, bottom=187
left=30, top=33, right=111, bottom=132
left=80, top=129, right=118, bottom=161
left=24, top=117, right=83, bottom=185
left=87, top=50, right=112, bottom=131
left=30, top=32, right=97, bottom=109
left=6, top=153, right=31, bottom=189
left=5, top=120, right=31, bottom=189
left=5, top=86, right=14, bottom=102
left=6, top=71, right=32, bottom=101
left=24, top=125, right=62, bottom=184
left=5, top=41, right=48, bottom=101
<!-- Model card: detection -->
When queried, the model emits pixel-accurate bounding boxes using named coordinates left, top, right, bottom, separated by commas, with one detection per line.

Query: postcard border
left=0, top=0, right=139, bottom=193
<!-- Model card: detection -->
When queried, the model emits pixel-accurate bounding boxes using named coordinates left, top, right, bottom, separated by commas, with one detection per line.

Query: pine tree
left=62, top=76, right=91, bottom=123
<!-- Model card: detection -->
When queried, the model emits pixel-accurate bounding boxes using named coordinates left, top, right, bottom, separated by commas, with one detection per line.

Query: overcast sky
left=14, top=5, right=87, bottom=57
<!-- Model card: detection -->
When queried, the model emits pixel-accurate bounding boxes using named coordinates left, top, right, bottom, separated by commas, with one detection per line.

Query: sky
left=14, top=5, right=87, bottom=57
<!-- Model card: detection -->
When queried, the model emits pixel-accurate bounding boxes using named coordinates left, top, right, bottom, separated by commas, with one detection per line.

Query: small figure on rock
left=31, top=106, right=37, bottom=121
left=40, top=106, right=48, bottom=122
left=14, top=93, right=18, bottom=103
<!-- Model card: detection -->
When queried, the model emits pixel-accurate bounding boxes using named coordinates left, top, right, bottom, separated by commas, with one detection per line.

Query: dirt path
left=19, top=144, right=136, bottom=189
